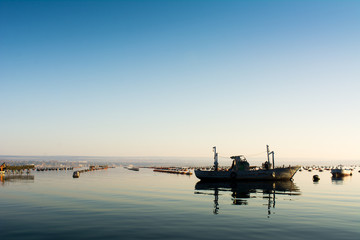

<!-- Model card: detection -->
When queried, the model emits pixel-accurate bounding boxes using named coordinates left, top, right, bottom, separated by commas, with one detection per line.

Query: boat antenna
left=213, top=146, right=218, bottom=171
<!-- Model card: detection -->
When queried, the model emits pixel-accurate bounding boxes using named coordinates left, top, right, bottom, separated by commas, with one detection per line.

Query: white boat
left=125, top=165, right=139, bottom=171
left=331, top=166, right=352, bottom=177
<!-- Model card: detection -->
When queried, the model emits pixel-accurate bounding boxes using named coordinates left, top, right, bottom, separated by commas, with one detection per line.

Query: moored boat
left=195, top=146, right=300, bottom=181
left=331, top=166, right=352, bottom=177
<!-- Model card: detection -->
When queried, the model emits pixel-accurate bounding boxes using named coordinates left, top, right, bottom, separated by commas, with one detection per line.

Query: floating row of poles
left=37, top=167, right=74, bottom=171
left=153, top=167, right=192, bottom=175
left=73, top=165, right=108, bottom=178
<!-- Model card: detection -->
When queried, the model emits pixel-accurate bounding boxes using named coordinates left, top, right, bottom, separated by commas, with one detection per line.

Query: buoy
left=73, top=171, right=80, bottom=178
left=313, top=175, right=320, bottom=181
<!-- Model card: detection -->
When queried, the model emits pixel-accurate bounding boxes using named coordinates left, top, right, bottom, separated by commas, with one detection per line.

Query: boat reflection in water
left=0, top=174, right=34, bottom=185
left=331, top=175, right=352, bottom=185
left=194, top=181, right=300, bottom=216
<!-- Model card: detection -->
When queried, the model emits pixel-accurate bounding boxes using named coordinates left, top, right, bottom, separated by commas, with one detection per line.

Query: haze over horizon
left=1, top=1, right=359, bottom=161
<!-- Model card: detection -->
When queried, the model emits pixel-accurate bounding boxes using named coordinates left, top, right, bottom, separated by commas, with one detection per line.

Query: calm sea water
left=1, top=167, right=359, bottom=240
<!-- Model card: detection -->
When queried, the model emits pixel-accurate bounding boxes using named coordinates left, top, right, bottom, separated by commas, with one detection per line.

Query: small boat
left=125, top=165, right=139, bottom=171
left=331, top=166, right=352, bottom=177
left=73, top=171, right=80, bottom=178
left=195, top=146, right=300, bottom=181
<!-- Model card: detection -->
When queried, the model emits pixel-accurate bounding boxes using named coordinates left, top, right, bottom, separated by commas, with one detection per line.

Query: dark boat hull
left=195, top=166, right=300, bottom=181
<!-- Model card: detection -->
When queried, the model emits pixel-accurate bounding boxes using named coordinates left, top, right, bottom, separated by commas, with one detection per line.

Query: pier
left=1, top=162, right=36, bottom=183
left=1, top=162, right=36, bottom=175
left=1, top=162, right=35, bottom=171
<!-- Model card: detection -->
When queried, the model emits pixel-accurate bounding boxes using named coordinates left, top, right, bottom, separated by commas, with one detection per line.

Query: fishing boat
left=331, top=166, right=352, bottom=177
left=195, top=146, right=300, bottom=181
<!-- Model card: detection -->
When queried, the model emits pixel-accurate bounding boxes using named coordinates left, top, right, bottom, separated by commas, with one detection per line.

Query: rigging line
left=219, top=151, right=267, bottom=159
left=247, top=151, right=267, bottom=157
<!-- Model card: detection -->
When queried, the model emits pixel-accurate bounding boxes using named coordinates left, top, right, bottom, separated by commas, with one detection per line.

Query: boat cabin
left=230, top=155, right=250, bottom=171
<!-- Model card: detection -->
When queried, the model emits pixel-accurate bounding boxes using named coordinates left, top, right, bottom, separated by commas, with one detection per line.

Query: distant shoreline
left=1, top=155, right=358, bottom=167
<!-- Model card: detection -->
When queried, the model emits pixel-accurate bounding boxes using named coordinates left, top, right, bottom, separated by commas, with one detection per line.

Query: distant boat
left=125, top=165, right=139, bottom=171
left=331, top=166, right=352, bottom=177
left=195, top=146, right=300, bottom=181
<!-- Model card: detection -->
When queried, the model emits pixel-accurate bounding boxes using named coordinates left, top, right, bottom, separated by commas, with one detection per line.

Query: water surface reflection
left=195, top=181, right=300, bottom=215
left=331, top=175, right=352, bottom=184
left=0, top=174, right=34, bottom=185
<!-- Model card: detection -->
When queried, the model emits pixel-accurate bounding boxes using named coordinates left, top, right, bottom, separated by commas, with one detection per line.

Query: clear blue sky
left=1, top=0, right=359, bottom=160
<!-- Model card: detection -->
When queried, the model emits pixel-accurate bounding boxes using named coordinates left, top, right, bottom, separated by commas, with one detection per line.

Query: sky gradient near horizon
left=1, top=0, right=360, bottom=161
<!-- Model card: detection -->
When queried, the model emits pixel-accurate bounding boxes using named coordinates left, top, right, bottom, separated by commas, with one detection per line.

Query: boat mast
left=213, top=146, right=218, bottom=171
left=266, top=145, right=275, bottom=169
